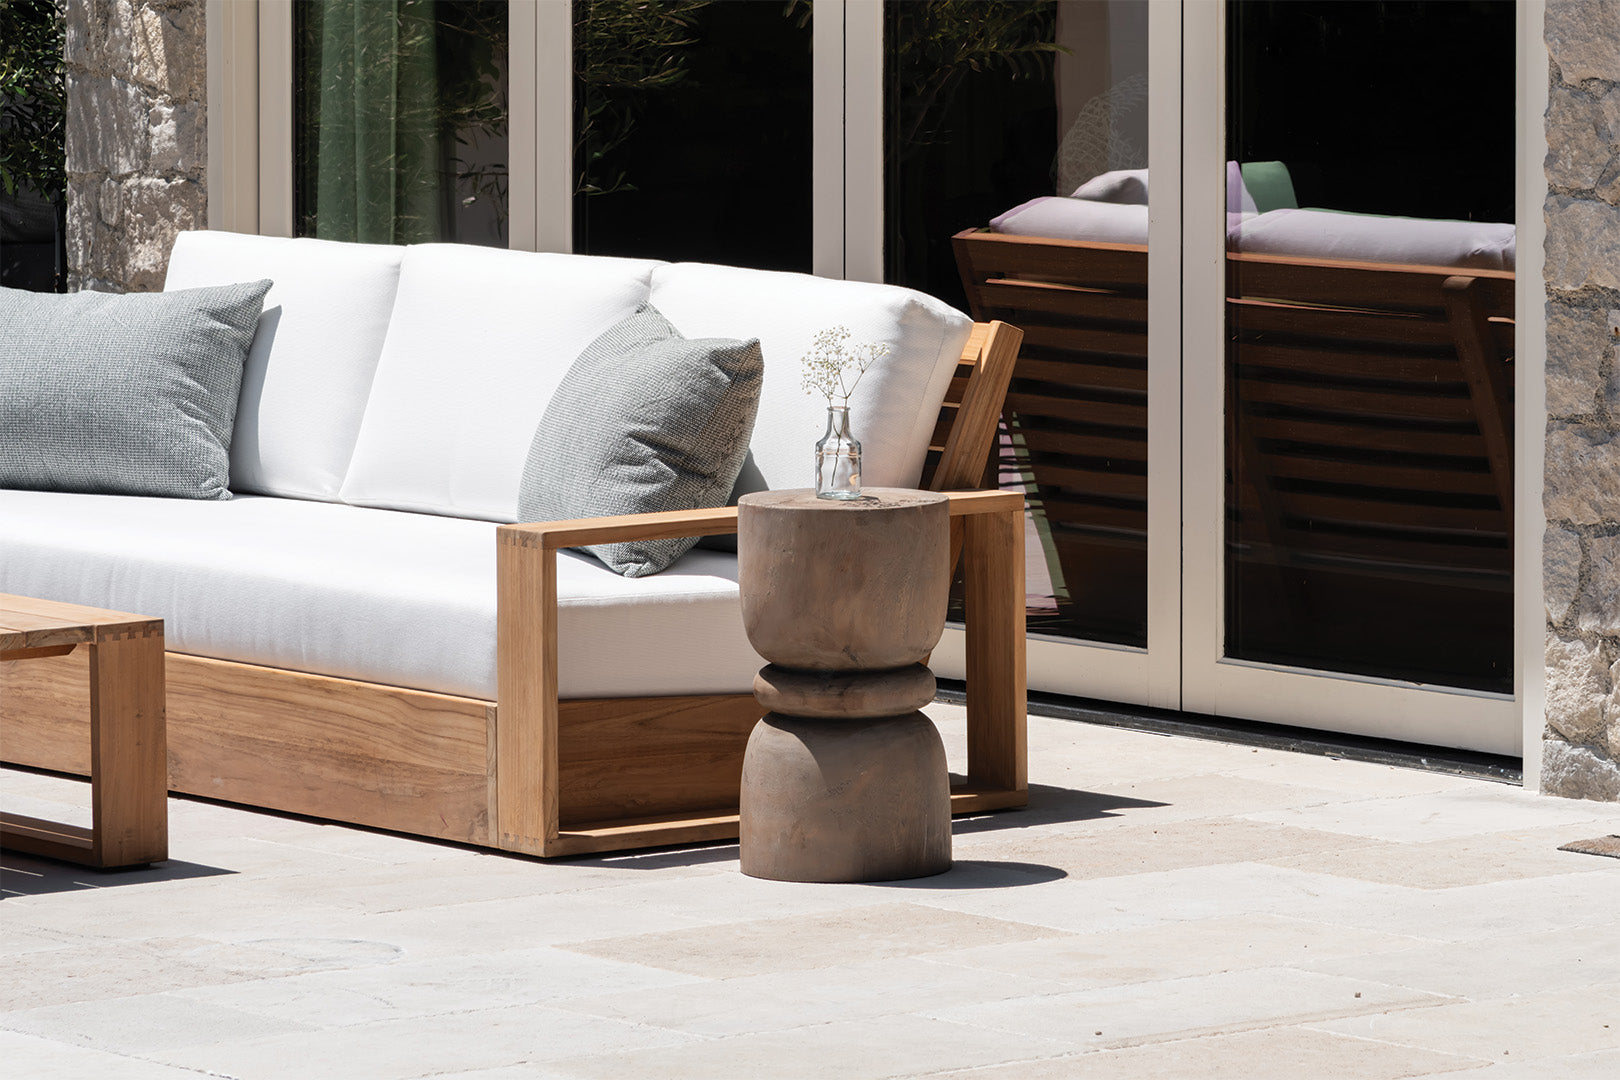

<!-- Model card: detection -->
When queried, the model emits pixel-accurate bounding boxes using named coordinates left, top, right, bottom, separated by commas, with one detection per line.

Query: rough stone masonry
left=1543, top=0, right=1620, bottom=800
left=64, top=0, right=205, bottom=292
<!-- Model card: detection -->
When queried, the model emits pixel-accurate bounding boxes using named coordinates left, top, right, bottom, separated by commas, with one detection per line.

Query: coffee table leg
left=88, top=629, right=168, bottom=867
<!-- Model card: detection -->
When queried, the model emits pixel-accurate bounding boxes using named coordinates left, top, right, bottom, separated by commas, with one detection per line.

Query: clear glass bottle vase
left=815, top=405, right=862, bottom=500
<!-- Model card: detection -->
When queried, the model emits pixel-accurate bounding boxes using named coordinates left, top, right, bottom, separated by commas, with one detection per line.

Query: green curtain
left=302, top=0, right=442, bottom=244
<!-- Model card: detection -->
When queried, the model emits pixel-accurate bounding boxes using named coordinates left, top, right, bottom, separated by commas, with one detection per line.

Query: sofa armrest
left=492, top=487, right=1025, bottom=856
left=496, top=488, right=1020, bottom=553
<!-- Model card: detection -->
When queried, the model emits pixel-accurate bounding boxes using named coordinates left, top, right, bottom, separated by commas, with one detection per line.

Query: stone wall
left=64, top=0, right=205, bottom=293
left=1543, top=0, right=1620, bottom=801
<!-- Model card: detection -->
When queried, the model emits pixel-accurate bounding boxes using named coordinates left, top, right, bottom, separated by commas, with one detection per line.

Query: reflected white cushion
left=1231, top=208, right=1517, bottom=271
left=990, top=197, right=1150, bottom=244
left=340, top=245, right=662, bottom=522
left=0, top=489, right=761, bottom=700
left=164, top=231, right=405, bottom=501
left=1071, top=168, right=1149, bottom=204
left=648, top=262, right=971, bottom=493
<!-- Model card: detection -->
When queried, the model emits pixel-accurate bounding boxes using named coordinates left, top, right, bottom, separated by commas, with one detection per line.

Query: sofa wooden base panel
left=2, top=635, right=1028, bottom=859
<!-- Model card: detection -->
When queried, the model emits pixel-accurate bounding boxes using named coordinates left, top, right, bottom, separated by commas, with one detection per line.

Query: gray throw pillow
left=0, top=279, right=273, bottom=500
left=517, top=304, right=763, bottom=577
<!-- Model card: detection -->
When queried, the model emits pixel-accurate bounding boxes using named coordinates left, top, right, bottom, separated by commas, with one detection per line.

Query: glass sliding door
left=1180, top=0, right=1520, bottom=754
left=571, top=0, right=813, bottom=271
left=885, top=0, right=1158, bottom=659
left=293, top=0, right=509, bottom=246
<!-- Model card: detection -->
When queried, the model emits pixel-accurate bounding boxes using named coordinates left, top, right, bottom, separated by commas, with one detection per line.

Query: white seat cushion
left=989, top=197, right=1151, bottom=244
left=163, top=231, right=405, bottom=501
left=0, top=490, right=760, bottom=700
left=648, top=263, right=972, bottom=493
left=340, top=245, right=663, bottom=522
left=1230, top=208, right=1517, bottom=271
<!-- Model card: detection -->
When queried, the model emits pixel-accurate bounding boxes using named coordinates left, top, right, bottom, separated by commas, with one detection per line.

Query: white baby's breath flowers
left=800, top=326, right=890, bottom=406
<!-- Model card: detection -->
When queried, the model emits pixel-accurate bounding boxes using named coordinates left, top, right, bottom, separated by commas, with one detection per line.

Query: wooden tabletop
left=0, top=594, right=161, bottom=655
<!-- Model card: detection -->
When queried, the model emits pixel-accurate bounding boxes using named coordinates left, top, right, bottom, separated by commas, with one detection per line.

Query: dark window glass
left=294, top=0, right=509, bottom=246
left=573, top=0, right=812, bottom=271
left=1224, top=0, right=1516, bottom=692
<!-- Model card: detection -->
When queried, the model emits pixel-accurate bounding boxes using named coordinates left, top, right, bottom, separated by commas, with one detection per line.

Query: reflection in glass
left=889, top=0, right=1150, bottom=647
left=1224, top=0, right=1515, bottom=692
left=294, top=0, right=509, bottom=246
left=573, top=0, right=812, bottom=270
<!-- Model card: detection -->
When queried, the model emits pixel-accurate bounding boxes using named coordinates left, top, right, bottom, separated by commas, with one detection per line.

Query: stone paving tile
left=544, top=1015, right=1074, bottom=1080
left=1213, top=753, right=1493, bottom=797
left=1298, top=921, right=1620, bottom=998
left=951, top=817, right=1346, bottom=879
left=1439, top=1046, right=1620, bottom=1078
left=148, top=1004, right=700, bottom=1080
left=905, top=861, right=1417, bottom=936
left=1287, top=869, right=1620, bottom=943
left=0, top=936, right=297, bottom=1011
left=919, top=913, right=1430, bottom=987
left=922, top=967, right=1451, bottom=1050
left=550, top=955, right=1071, bottom=1037
left=922, top=1026, right=1489, bottom=1079
left=0, top=991, right=316, bottom=1055
left=1308, top=984, right=1620, bottom=1061
left=1263, top=824, right=1609, bottom=888
left=0, top=1030, right=209, bottom=1080
left=562, top=902, right=1067, bottom=978
left=971, top=774, right=1348, bottom=836
left=169, top=947, right=703, bottom=1028
left=1242, top=786, right=1620, bottom=843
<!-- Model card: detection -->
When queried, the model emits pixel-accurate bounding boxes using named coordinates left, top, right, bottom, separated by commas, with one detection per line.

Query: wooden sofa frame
left=2, top=322, right=1027, bottom=858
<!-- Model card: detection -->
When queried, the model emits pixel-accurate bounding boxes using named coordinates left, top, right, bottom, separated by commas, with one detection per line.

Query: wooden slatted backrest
left=951, top=228, right=1150, bottom=537
left=1225, top=252, right=1516, bottom=582
left=921, top=319, right=1024, bottom=493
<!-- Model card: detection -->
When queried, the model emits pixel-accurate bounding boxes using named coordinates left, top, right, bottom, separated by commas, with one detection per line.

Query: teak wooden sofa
left=2, top=230, right=1028, bottom=859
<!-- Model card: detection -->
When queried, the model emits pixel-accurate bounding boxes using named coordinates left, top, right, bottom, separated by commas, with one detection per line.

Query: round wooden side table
left=736, top=487, right=953, bottom=882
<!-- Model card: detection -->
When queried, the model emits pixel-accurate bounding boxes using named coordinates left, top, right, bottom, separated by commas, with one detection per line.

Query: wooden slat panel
left=1229, top=298, right=1456, bottom=347
left=1237, top=488, right=1507, bottom=532
left=955, top=229, right=1149, bottom=289
left=1037, top=499, right=1148, bottom=532
left=1013, top=357, right=1149, bottom=393
left=1021, top=463, right=1147, bottom=497
left=1007, top=393, right=1146, bottom=428
left=1016, top=428, right=1148, bottom=462
left=1244, top=415, right=1485, bottom=457
left=557, top=694, right=762, bottom=826
left=1228, top=252, right=1513, bottom=313
left=1235, top=343, right=1466, bottom=384
left=1022, top=323, right=1150, bottom=359
left=979, top=279, right=1148, bottom=322
left=1256, top=456, right=1498, bottom=496
left=1237, top=380, right=1477, bottom=420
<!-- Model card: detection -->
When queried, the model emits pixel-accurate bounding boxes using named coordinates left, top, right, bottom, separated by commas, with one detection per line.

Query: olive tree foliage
left=575, top=0, right=713, bottom=196
left=890, top=0, right=1062, bottom=154
left=0, top=0, right=66, bottom=200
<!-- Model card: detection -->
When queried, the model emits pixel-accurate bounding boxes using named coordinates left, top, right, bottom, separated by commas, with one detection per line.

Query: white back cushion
left=649, top=263, right=972, bottom=493
left=1231, top=209, right=1517, bottom=271
left=164, top=231, right=404, bottom=500
left=340, top=245, right=661, bottom=521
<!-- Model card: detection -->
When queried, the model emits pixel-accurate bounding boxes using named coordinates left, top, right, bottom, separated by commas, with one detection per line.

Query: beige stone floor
left=3, top=704, right=1619, bottom=1079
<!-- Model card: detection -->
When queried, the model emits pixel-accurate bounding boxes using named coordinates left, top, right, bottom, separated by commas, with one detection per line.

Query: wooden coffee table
left=0, top=594, right=168, bottom=867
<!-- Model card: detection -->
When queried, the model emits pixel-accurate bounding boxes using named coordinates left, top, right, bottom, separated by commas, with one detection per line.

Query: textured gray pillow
left=518, top=304, right=763, bottom=577
left=0, top=279, right=273, bottom=500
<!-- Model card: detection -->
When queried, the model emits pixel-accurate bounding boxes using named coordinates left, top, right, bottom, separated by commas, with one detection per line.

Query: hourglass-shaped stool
left=736, top=488, right=952, bottom=882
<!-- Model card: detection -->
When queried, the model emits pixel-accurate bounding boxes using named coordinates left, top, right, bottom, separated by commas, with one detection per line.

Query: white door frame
left=1176, top=0, right=1529, bottom=758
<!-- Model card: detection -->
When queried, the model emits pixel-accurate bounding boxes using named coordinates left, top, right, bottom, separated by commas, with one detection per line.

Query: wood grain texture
left=962, top=504, right=1029, bottom=797
left=2, top=650, right=495, bottom=846
left=495, top=530, right=559, bottom=855
left=557, top=694, right=762, bottom=826
left=88, top=628, right=169, bottom=866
